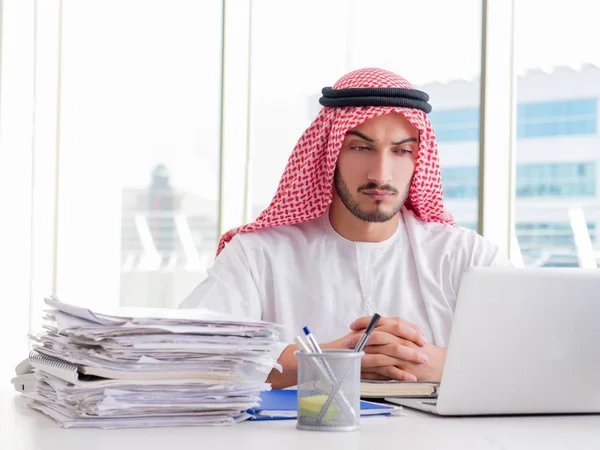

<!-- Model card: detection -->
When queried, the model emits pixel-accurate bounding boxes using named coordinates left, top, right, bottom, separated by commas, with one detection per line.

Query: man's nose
left=366, top=152, right=393, bottom=186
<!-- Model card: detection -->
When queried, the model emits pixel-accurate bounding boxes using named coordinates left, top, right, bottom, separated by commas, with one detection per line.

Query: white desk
left=2, top=389, right=600, bottom=450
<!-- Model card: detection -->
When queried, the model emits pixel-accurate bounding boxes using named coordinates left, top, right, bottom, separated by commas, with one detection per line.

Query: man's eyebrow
left=392, top=137, right=418, bottom=145
left=346, top=130, right=375, bottom=143
left=346, top=130, right=418, bottom=146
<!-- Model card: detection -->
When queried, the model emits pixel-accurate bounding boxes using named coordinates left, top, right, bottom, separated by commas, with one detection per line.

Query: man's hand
left=400, top=343, right=446, bottom=382
left=346, top=316, right=446, bottom=382
left=267, top=316, right=446, bottom=389
left=350, top=316, right=428, bottom=346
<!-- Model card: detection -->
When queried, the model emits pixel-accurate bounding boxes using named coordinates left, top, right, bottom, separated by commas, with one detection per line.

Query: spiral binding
left=29, top=349, right=78, bottom=375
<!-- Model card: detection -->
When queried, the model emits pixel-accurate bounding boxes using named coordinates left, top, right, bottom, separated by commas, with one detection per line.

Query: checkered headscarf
left=216, top=68, right=454, bottom=256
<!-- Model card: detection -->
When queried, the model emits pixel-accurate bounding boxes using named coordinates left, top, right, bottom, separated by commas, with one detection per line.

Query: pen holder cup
left=295, top=349, right=364, bottom=432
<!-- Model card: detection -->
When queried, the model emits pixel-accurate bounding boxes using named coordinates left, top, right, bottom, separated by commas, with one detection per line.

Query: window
left=442, top=163, right=597, bottom=200
left=517, top=222, right=597, bottom=267
left=516, top=163, right=596, bottom=197
left=0, top=0, right=36, bottom=385
left=514, top=0, right=600, bottom=268
left=429, top=108, right=480, bottom=143
left=517, top=99, right=597, bottom=138
left=247, top=0, right=483, bottom=231
left=517, top=222, right=596, bottom=246
left=55, top=1, right=223, bottom=309
left=432, top=98, right=598, bottom=143
left=458, top=223, right=478, bottom=231
left=440, top=167, right=479, bottom=199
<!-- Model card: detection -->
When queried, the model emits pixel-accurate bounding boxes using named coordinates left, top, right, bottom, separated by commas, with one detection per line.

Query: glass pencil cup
left=295, top=349, right=364, bottom=432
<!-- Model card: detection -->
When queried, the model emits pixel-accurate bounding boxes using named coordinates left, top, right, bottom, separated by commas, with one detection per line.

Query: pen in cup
left=302, top=327, right=320, bottom=353
left=294, top=333, right=358, bottom=421
left=295, top=333, right=334, bottom=384
left=302, top=326, right=337, bottom=381
left=315, top=313, right=381, bottom=424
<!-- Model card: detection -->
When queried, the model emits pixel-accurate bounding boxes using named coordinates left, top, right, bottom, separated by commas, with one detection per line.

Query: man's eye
left=351, top=146, right=371, bottom=151
left=395, top=149, right=413, bottom=155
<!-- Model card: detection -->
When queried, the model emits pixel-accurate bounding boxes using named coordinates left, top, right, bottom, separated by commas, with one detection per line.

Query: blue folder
left=248, top=389, right=397, bottom=421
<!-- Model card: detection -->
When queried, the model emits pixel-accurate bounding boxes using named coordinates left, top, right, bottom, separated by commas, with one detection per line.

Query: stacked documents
left=23, top=297, right=282, bottom=429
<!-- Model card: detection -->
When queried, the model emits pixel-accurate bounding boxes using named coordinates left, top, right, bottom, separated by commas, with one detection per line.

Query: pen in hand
left=354, top=313, right=381, bottom=352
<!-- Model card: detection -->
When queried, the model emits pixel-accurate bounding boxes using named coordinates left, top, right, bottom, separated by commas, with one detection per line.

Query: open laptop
left=387, top=267, right=600, bottom=416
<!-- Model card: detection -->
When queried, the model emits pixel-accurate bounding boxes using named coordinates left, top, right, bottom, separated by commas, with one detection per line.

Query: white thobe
left=180, top=208, right=512, bottom=358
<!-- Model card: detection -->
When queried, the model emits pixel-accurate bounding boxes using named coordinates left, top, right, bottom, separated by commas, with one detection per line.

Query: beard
left=333, top=168, right=410, bottom=223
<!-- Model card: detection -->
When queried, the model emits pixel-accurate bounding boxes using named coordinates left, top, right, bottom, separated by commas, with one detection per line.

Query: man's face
left=334, top=112, right=419, bottom=223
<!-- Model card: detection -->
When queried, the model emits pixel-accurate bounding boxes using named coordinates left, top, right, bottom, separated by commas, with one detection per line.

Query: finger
left=360, top=372, right=389, bottom=381
left=385, top=317, right=425, bottom=340
left=363, top=343, right=429, bottom=364
left=350, top=315, right=400, bottom=331
left=361, top=353, right=403, bottom=369
left=362, top=365, right=418, bottom=382
left=350, top=316, right=425, bottom=345
left=350, top=323, right=424, bottom=347
left=376, top=323, right=426, bottom=347
left=345, top=330, right=400, bottom=349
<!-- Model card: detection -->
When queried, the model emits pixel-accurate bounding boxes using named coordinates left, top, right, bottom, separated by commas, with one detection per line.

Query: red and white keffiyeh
left=216, top=68, right=454, bottom=256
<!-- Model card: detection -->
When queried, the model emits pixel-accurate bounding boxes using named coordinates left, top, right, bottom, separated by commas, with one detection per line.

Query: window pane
left=514, top=0, right=600, bottom=268
left=248, top=0, right=482, bottom=231
left=516, top=163, right=596, bottom=198
left=56, top=1, right=223, bottom=308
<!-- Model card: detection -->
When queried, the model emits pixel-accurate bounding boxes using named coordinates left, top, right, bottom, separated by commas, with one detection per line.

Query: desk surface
left=2, top=390, right=600, bottom=450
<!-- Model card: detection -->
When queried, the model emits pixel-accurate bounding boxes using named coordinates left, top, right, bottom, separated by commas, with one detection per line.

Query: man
left=180, top=68, right=511, bottom=388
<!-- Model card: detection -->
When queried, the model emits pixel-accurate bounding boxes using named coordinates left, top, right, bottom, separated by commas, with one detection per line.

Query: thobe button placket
left=364, top=300, right=373, bottom=316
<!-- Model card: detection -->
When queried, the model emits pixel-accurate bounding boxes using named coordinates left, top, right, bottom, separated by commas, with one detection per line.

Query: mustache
left=358, top=182, right=398, bottom=194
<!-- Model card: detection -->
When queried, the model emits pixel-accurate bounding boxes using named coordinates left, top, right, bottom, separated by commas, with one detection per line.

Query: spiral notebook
left=28, top=350, right=82, bottom=384
left=26, top=350, right=229, bottom=387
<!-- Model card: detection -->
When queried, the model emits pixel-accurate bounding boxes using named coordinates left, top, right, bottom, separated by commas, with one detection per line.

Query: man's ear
left=331, top=168, right=340, bottom=197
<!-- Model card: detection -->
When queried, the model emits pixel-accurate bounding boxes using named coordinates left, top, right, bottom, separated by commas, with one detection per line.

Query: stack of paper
left=23, top=297, right=282, bottom=429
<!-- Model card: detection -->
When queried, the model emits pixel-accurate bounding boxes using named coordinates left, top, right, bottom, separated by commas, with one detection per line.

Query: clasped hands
left=327, top=316, right=446, bottom=382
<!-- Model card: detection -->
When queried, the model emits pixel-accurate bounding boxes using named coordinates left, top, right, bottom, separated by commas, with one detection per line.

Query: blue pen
left=302, top=326, right=337, bottom=381
left=302, top=326, right=322, bottom=353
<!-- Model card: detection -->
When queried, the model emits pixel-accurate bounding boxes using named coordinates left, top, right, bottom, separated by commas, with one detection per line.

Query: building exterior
left=421, top=64, right=600, bottom=267
left=119, top=165, right=218, bottom=308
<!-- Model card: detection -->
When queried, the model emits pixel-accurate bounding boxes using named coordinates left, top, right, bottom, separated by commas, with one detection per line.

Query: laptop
left=386, top=267, right=600, bottom=416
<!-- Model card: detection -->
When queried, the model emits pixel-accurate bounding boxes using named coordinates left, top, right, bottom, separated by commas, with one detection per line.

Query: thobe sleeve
left=178, top=237, right=289, bottom=373
left=179, top=236, right=262, bottom=318
left=450, top=229, right=514, bottom=294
